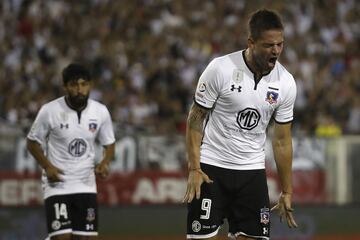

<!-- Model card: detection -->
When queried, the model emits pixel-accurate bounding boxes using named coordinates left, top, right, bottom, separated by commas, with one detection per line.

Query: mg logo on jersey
left=68, top=138, right=87, bottom=157
left=237, top=108, right=260, bottom=130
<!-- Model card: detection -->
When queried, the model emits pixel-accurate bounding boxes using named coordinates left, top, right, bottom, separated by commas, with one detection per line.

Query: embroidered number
left=54, top=203, right=68, bottom=219
left=200, top=198, right=212, bottom=219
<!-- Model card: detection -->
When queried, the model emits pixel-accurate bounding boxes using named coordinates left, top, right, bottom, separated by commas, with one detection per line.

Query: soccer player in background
left=183, top=9, right=298, bottom=240
left=27, top=63, right=115, bottom=240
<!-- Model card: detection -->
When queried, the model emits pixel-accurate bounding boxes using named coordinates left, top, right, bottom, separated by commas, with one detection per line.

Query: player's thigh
left=45, top=195, right=72, bottom=236
left=71, top=193, right=98, bottom=234
left=187, top=164, right=229, bottom=239
left=228, top=169, right=270, bottom=239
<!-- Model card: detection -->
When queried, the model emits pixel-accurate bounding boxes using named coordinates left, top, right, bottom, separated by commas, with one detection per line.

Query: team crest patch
left=265, top=91, right=278, bottom=104
left=89, top=123, right=97, bottom=132
left=260, top=207, right=270, bottom=225
left=86, top=208, right=96, bottom=222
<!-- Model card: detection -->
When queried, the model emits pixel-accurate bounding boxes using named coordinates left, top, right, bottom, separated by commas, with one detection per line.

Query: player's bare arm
left=95, top=143, right=115, bottom=179
left=186, top=103, right=208, bottom=170
left=26, top=138, right=64, bottom=182
left=183, top=103, right=213, bottom=203
left=271, top=122, right=298, bottom=228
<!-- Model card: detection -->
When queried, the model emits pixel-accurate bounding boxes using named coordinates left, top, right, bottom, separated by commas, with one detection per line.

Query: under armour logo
left=263, top=227, right=268, bottom=235
left=230, top=84, right=242, bottom=92
left=60, top=123, right=69, bottom=129
left=86, top=224, right=94, bottom=230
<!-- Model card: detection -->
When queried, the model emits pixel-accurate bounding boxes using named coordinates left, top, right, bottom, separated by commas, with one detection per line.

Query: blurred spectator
left=315, top=112, right=342, bottom=137
left=0, top=0, right=359, bottom=136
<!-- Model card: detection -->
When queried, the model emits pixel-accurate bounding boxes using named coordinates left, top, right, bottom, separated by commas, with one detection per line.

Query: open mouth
left=269, top=57, right=277, bottom=64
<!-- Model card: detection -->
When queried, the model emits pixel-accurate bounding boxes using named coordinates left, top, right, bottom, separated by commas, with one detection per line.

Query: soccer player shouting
left=184, top=9, right=297, bottom=240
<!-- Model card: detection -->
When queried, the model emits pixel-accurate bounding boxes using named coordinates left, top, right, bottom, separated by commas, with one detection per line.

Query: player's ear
left=247, top=37, right=255, bottom=48
left=62, top=83, right=68, bottom=92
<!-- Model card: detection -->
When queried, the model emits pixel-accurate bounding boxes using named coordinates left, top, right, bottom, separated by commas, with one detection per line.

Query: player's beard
left=252, top=51, right=276, bottom=74
left=67, top=94, right=89, bottom=110
left=253, top=55, right=269, bottom=73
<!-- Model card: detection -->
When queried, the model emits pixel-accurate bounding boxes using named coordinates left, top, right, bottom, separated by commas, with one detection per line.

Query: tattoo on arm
left=187, top=104, right=209, bottom=132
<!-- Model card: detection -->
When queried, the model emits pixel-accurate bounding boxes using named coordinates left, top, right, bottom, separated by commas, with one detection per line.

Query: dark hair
left=248, top=9, right=283, bottom=41
left=62, top=63, right=91, bottom=84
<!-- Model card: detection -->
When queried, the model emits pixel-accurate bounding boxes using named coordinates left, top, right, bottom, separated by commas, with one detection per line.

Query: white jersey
left=27, top=96, right=115, bottom=198
left=194, top=50, right=296, bottom=170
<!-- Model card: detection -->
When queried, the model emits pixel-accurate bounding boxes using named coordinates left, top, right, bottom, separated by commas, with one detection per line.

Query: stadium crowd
left=0, top=0, right=359, bottom=136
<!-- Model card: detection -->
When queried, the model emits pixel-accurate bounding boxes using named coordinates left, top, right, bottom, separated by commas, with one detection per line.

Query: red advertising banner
left=0, top=172, right=42, bottom=206
left=266, top=169, right=327, bottom=204
left=0, top=170, right=326, bottom=207
left=97, top=171, right=187, bottom=205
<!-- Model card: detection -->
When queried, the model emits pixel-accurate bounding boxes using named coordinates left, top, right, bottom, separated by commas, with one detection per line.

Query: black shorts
left=44, top=193, right=98, bottom=238
left=187, top=163, right=270, bottom=239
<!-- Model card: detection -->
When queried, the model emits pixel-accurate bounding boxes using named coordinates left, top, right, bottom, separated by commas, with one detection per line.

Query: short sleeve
left=274, top=76, right=297, bottom=123
left=27, top=105, right=51, bottom=145
left=194, top=59, right=222, bottom=109
left=97, top=106, right=115, bottom=146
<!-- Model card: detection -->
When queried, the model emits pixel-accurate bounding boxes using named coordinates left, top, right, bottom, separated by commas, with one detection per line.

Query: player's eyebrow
left=263, top=41, right=284, bottom=47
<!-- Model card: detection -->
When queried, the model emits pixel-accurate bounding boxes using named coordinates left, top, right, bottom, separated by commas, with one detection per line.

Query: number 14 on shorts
left=54, top=203, right=68, bottom=219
